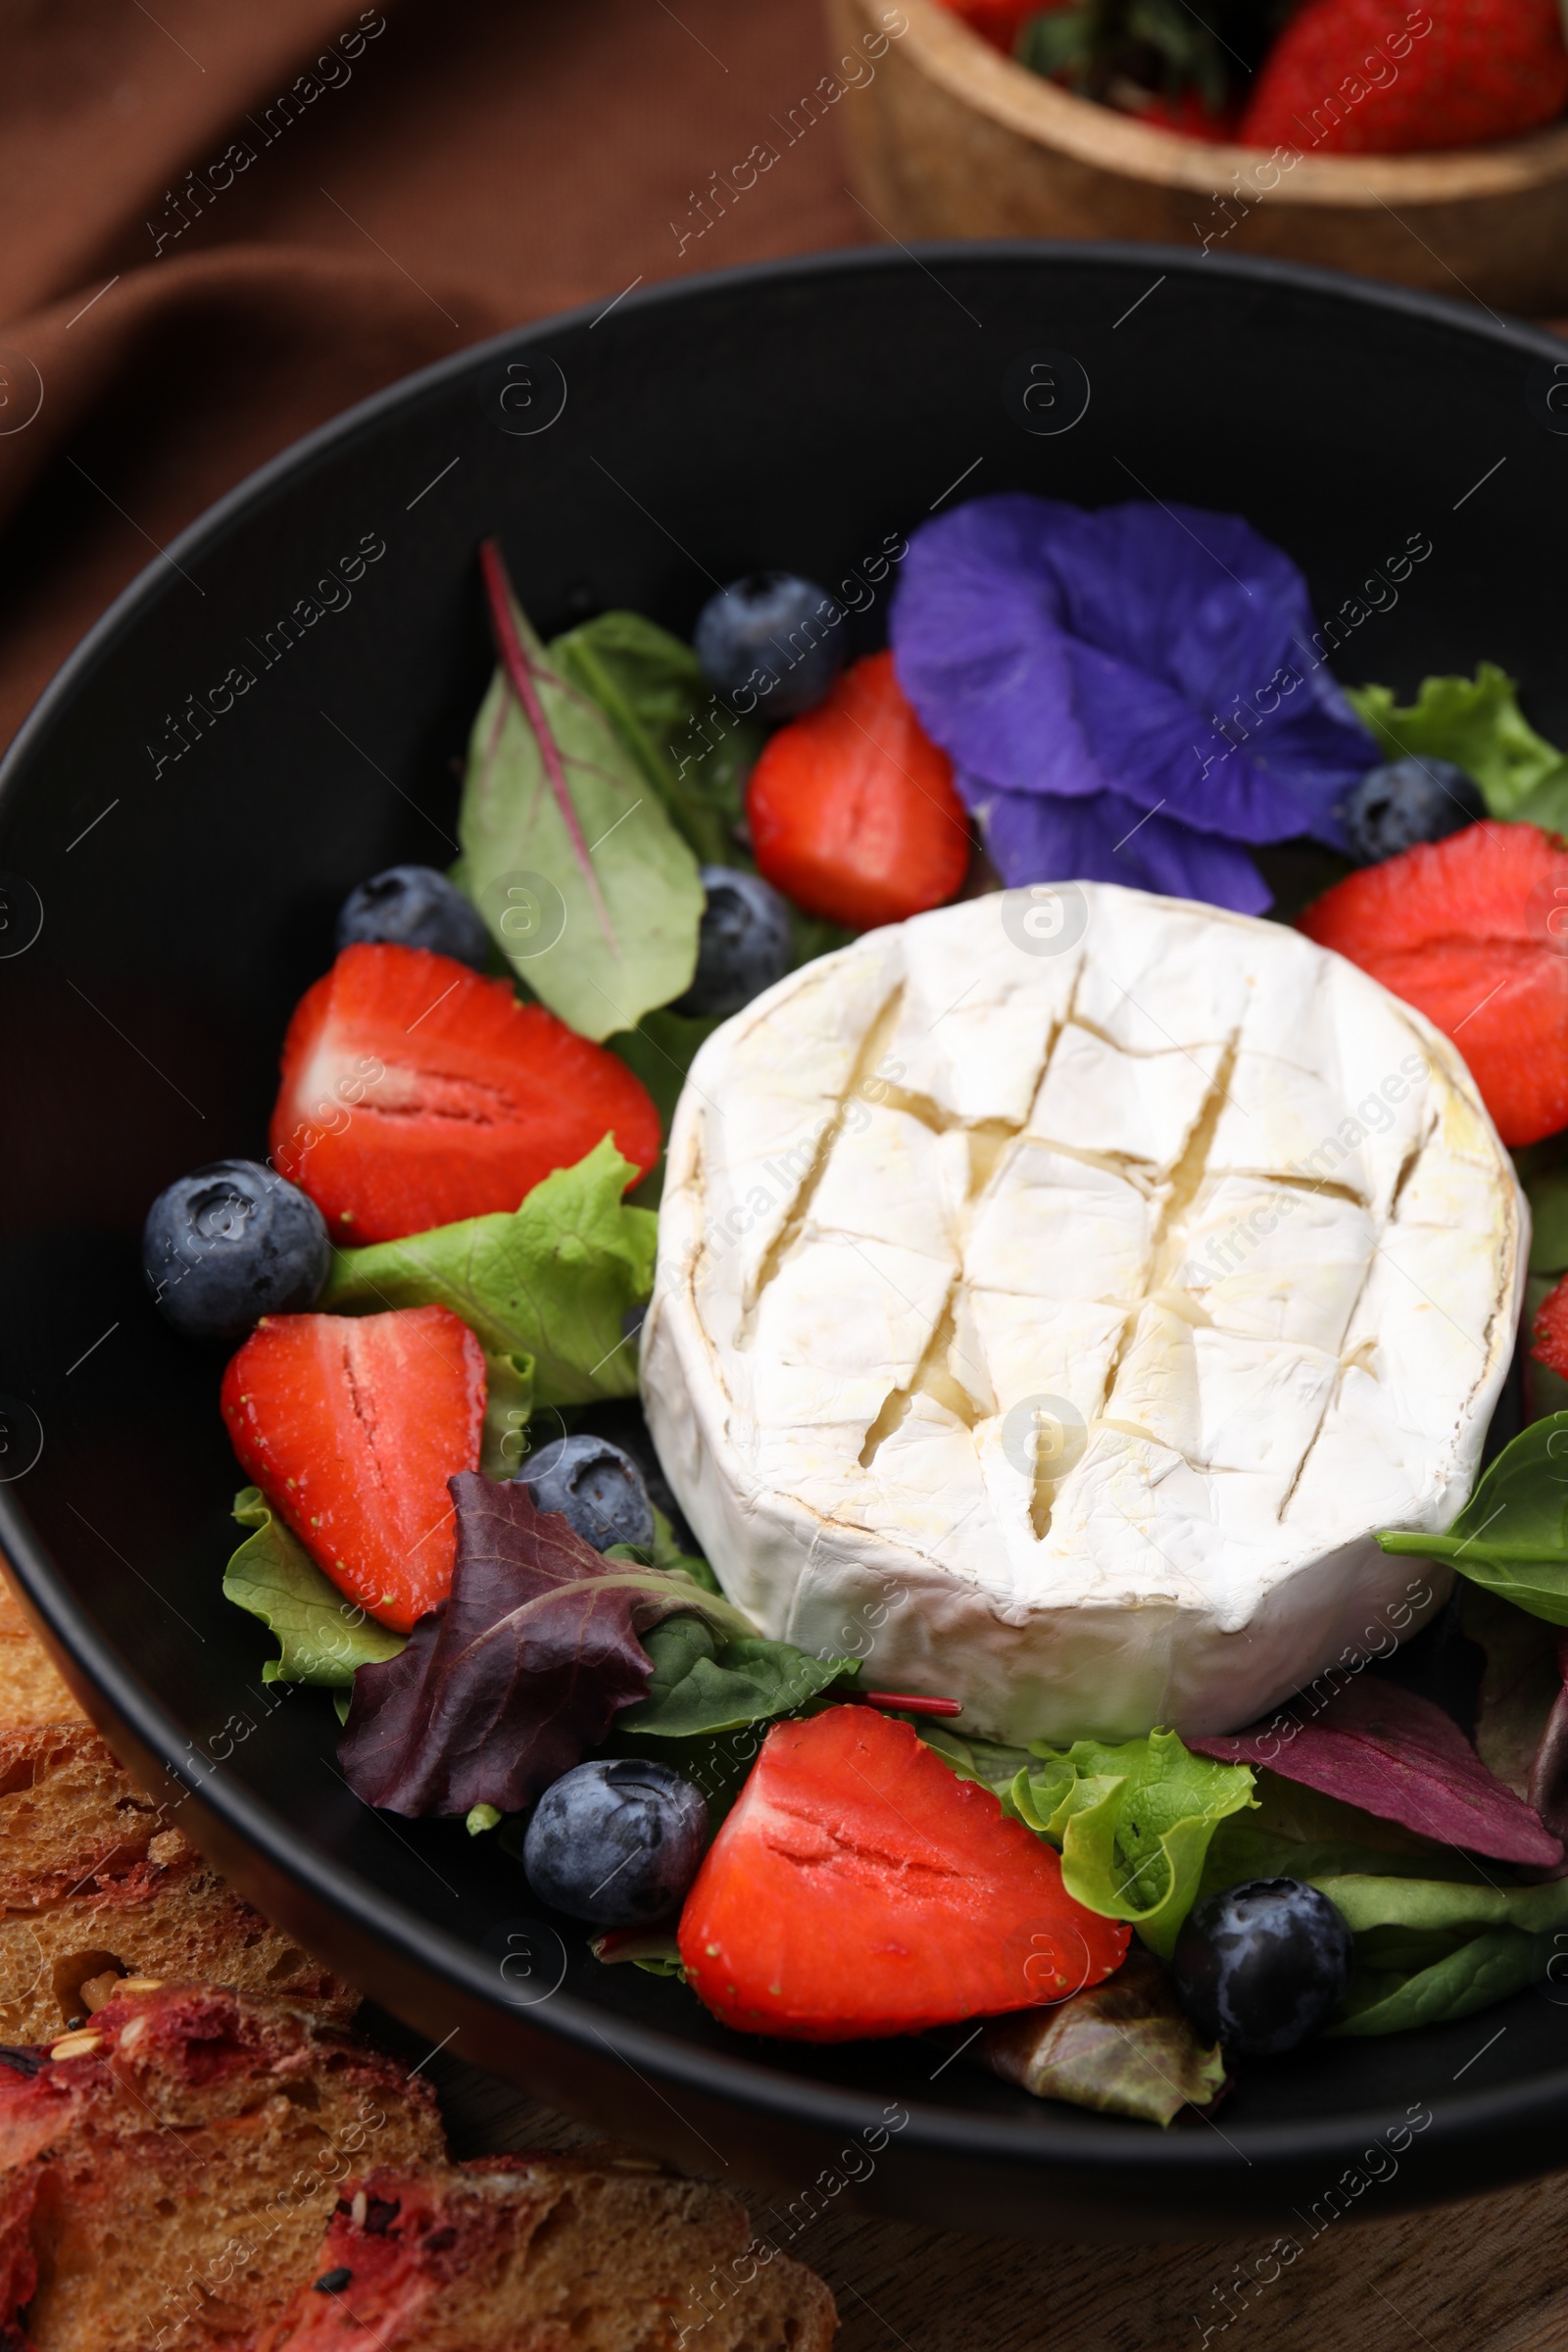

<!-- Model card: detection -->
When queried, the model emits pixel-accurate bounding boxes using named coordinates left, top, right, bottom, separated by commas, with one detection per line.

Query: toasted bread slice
left=0, top=1982, right=445, bottom=2351
left=0, top=1583, right=83, bottom=1734
left=0, top=1836, right=357, bottom=2044
left=249, top=2152, right=837, bottom=2351
left=0, top=1721, right=166, bottom=1913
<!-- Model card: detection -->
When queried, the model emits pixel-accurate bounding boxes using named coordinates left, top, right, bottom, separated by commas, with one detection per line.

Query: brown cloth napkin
left=0, top=0, right=868, bottom=756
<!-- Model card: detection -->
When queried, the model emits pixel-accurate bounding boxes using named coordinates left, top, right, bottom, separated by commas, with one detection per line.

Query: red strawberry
left=270, top=944, right=660, bottom=1245
left=747, top=652, right=971, bottom=932
left=936, top=0, right=1049, bottom=50
left=1298, top=821, right=1568, bottom=1147
left=1534, top=1275, right=1568, bottom=1382
left=677, top=1706, right=1129, bottom=2040
left=221, top=1305, right=485, bottom=1632
left=1240, top=0, right=1568, bottom=154
left=1137, top=89, right=1242, bottom=137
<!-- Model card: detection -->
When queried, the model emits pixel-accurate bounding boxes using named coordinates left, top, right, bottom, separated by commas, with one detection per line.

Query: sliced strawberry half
left=270, top=944, right=661, bottom=1244
left=1298, top=821, right=1568, bottom=1147
left=677, top=1705, right=1129, bottom=2040
left=221, top=1305, right=485, bottom=1631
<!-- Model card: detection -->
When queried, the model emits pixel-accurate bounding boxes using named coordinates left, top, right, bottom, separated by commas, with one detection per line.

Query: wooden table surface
left=425, top=2045, right=1568, bottom=2352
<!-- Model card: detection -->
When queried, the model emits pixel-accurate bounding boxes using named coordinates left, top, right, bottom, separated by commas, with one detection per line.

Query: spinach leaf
left=1198, top=1771, right=1495, bottom=1901
left=223, top=1489, right=406, bottom=1687
left=1311, top=1871, right=1568, bottom=1937
left=619, top=1617, right=859, bottom=1738
left=1380, top=1412, right=1568, bottom=1625
left=549, top=611, right=762, bottom=869
left=1529, top=1170, right=1568, bottom=1278
left=320, top=1137, right=656, bottom=1407
left=1348, top=665, right=1561, bottom=816
left=604, top=1506, right=724, bottom=1595
left=1010, top=1729, right=1256, bottom=1959
left=607, top=1004, right=723, bottom=1207
left=1329, top=1928, right=1538, bottom=2036
left=461, top=549, right=704, bottom=1041
left=916, top=1721, right=1037, bottom=1796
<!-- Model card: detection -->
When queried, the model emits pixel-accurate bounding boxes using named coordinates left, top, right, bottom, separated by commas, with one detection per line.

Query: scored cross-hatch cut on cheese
left=642, top=884, right=1526, bottom=1743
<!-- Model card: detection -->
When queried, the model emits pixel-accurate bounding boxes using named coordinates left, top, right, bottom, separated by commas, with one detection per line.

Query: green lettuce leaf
left=1348, top=665, right=1562, bottom=817
left=619, top=1616, right=859, bottom=1738
left=974, top=1948, right=1226, bottom=2125
left=459, top=580, right=704, bottom=1041
left=479, top=1348, right=533, bottom=1479
left=549, top=610, right=763, bottom=869
left=1512, top=763, right=1568, bottom=839
left=320, top=1138, right=657, bottom=1407
left=222, top=1489, right=406, bottom=1687
left=1011, top=1729, right=1256, bottom=1959
left=1379, top=1412, right=1568, bottom=1625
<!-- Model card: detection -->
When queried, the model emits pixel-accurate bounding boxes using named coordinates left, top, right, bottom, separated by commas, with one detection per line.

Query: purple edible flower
left=889, top=495, right=1379, bottom=912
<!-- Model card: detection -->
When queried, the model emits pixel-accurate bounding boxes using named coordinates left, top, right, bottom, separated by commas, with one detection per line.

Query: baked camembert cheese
left=643, top=885, right=1525, bottom=1741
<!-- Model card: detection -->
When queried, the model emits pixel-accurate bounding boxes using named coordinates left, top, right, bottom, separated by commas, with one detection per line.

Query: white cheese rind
left=643, top=885, right=1525, bottom=1741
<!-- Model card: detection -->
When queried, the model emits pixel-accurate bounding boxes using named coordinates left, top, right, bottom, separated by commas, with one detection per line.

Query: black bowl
left=1, top=244, right=1564, bottom=2241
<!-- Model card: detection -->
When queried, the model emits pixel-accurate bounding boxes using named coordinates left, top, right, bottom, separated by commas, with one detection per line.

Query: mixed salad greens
left=143, top=499, right=1568, bottom=2128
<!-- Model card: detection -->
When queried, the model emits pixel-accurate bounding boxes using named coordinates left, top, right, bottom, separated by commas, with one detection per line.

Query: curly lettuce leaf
left=1380, top=1412, right=1568, bottom=1626
left=549, top=610, right=762, bottom=869
left=1348, top=665, right=1561, bottom=817
left=480, top=1348, right=533, bottom=1480
left=1010, top=1729, right=1256, bottom=1959
left=223, top=1489, right=406, bottom=1688
left=320, top=1138, right=656, bottom=1407
left=619, top=1616, right=858, bottom=1739
left=1513, top=764, right=1568, bottom=839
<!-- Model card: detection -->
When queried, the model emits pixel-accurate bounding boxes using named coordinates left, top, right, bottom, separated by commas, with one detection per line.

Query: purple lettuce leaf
left=338, top=1473, right=745, bottom=1817
left=1188, top=1676, right=1562, bottom=1867
left=890, top=495, right=1378, bottom=909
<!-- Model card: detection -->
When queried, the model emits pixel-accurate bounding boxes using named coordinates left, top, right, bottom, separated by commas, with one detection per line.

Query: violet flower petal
left=965, top=775, right=1271, bottom=913
left=891, top=495, right=1376, bottom=854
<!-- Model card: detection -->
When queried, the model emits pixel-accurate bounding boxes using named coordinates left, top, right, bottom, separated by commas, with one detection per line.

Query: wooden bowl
left=829, top=0, right=1568, bottom=313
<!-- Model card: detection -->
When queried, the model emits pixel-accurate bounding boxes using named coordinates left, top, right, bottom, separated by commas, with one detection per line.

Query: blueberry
left=673, top=867, right=793, bottom=1018
left=523, top=1759, right=709, bottom=1926
left=1342, top=759, right=1485, bottom=864
left=142, top=1160, right=330, bottom=1342
left=1172, top=1879, right=1353, bottom=2058
left=518, top=1435, right=654, bottom=1553
left=694, top=572, right=843, bottom=717
left=335, top=864, right=490, bottom=968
